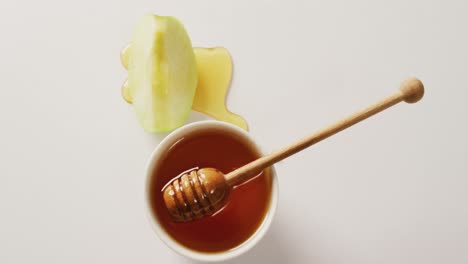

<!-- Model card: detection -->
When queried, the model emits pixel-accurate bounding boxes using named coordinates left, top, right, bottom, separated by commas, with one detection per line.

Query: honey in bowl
left=148, top=128, right=272, bottom=253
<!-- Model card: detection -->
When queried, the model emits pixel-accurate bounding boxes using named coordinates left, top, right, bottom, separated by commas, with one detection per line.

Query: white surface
left=1, top=0, right=467, bottom=263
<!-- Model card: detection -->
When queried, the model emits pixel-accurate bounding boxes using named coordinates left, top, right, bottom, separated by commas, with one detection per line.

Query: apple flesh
left=128, top=15, right=198, bottom=132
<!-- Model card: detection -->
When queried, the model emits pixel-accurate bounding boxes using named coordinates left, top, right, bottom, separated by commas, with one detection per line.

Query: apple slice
left=128, top=15, right=197, bottom=132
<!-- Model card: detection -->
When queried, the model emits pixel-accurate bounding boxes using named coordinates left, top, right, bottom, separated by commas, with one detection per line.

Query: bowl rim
left=144, top=120, right=279, bottom=262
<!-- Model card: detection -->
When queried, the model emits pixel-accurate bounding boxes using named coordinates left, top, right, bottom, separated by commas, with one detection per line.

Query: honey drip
left=120, top=45, right=248, bottom=130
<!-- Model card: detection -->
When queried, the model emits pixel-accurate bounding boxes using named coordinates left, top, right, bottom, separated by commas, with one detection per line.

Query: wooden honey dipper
left=163, top=78, right=425, bottom=222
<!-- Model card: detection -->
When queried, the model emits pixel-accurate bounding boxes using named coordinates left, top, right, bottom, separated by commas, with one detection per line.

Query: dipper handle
left=224, top=78, right=424, bottom=185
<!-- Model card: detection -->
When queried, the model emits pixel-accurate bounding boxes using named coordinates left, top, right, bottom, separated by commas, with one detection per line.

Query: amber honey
left=148, top=129, right=272, bottom=253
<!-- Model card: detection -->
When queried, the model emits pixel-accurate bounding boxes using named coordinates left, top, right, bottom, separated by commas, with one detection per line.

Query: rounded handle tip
left=400, top=77, right=424, bottom=103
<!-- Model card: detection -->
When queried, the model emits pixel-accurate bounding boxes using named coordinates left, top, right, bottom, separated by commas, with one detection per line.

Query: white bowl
left=144, top=120, right=279, bottom=262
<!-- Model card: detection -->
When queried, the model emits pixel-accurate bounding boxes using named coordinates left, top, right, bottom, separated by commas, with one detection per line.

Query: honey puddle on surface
left=120, top=46, right=248, bottom=130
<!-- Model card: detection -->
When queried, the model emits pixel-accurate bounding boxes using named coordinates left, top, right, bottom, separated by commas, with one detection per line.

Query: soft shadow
left=224, top=222, right=297, bottom=264
left=178, top=216, right=307, bottom=264
left=185, top=111, right=212, bottom=124
left=144, top=111, right=213, bottom=146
